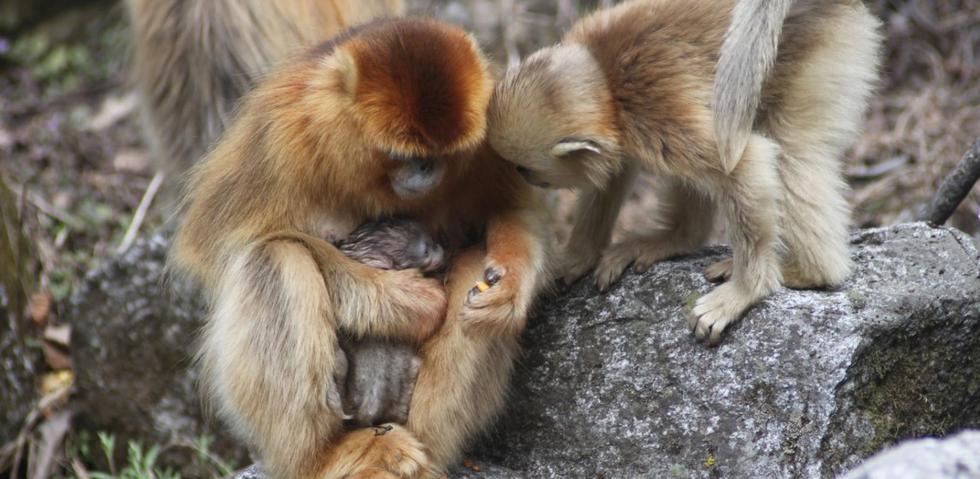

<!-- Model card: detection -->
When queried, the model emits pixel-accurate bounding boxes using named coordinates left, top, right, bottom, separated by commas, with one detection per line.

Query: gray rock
left=70, top=224, right=980, bottom=478
left=470, top=223, right=980, bottom=478
left=841, top=430, right=980, bottom=479
left=0, top=287, right=39, bottom=443
left=69, top=235, right=250, bottom=474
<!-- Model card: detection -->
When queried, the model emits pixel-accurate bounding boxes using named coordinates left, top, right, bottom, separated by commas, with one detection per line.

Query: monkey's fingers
left=467, top=265, right=506, bottom=299
left=483, top=265, right=504, bottom=285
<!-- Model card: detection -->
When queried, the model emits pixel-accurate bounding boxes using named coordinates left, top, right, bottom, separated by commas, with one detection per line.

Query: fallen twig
left=6, top=183, right=84, bottom=230
left=918, top=137, right=980, bottom=225
left=116, top=170, right=164, bottom=254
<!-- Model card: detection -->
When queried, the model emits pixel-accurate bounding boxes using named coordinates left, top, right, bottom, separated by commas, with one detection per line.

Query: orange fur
left=170, top=18, right=550, bottom=479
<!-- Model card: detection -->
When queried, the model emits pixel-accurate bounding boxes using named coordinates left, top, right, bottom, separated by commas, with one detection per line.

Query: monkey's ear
left=551, top=140, right=602, bottom=158
left=329, top=47, right=360, bottom=98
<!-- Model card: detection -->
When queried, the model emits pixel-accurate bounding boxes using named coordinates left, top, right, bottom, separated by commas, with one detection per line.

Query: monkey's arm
left=265, top=231, right=447, bottom=341
left=560, top=161, right=639, bottom=285
left=713, top=0, right=793, bottom=172
left=461, top=200, right=551, bottom=336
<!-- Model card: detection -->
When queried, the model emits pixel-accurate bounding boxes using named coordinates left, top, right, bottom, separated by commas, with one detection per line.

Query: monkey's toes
left=594, top=250, right=634, bottom=292
left=704, top=258, right=733, bottom=283
left=688, top=283, right=746, bottom=346
left=484, top=266, right=504, bottom=285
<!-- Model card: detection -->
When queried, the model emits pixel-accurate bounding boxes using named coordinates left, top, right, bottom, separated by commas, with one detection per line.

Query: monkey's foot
left=704, top=258, right=733, bottom=283
left=321, top=424, right=431, bottom=479
left=595, top=240, right=672, bottom=292
left=556, top=248, right=600, bottom=285
left=462, top=263, right=527, bottom=336
left=687, top=282, right=754, bottom=346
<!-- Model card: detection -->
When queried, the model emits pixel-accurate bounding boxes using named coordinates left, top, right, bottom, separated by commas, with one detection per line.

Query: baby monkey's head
left=488, top=44, right=621, bottom=191
left=336, top=218, right=445, bottom=273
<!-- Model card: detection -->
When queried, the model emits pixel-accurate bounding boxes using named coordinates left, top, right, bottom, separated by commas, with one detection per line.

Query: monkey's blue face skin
left=387, top=154, right=445, bottom=199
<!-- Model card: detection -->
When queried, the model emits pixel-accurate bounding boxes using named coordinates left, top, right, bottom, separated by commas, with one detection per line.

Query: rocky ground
left=57, top=223, right=980, bottom=478
left=1, top=0, right=978, bottom=477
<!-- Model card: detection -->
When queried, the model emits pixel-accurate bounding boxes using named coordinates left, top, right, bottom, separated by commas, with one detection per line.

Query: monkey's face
left=387, top=155, right=445, bottom=199
left=405, top=233, right=445, bottom=273
left=325, top=19, right=493, bottom=202
left=488, top=45, right=621, bottom=191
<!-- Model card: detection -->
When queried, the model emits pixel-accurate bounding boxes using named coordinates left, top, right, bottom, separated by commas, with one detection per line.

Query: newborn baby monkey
left=333, top=218, right=446, bottom=426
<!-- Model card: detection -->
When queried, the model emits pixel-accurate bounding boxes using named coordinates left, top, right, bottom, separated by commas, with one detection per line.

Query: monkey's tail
left=713, top=0, right=794, bottom=173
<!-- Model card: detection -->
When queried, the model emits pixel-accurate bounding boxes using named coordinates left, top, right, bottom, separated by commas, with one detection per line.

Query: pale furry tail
left=713, top=0, right=794, bottom=172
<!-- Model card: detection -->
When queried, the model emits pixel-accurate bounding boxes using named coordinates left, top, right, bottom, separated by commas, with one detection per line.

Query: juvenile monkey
left=124, top=0, right=404, bottom=177
left=170, top=18, right=550, bottom=479
left=333, top=218, right=446, bottom=426
left=488, top=0, right=880, bottom=344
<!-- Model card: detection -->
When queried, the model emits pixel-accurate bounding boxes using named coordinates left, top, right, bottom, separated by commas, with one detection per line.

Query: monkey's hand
left=461, top=206, right=547, bottom=336
left=461, top=257, right=535, bottom=337
left=383, top=268, right=448, bottom=342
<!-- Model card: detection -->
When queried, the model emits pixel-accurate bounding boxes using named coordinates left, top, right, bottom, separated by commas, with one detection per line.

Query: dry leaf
left=29, top=410, right=71, bottom=479
left=88, top=93, right=138, bottom=131
left=0, top=128, right=11, bottom=149
left=41, top=342, right=71, bottom=370
left=40, top=370, right=73, bottom=397
left=43, top=324, right=70, bottom=347
left=462, top=459, right=481, bottom=472
left=28, top=292, right=51, bottom=325
left=113, top=149, right=150, bottom=172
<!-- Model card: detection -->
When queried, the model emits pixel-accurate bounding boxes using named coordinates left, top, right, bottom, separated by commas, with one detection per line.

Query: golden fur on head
left=489, top=44, right=621, bottom=190
left=333, top=19, right=493, bottom=157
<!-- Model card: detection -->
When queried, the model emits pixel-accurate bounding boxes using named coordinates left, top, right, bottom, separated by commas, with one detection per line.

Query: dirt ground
left=0, top=0, right=977, bottom=475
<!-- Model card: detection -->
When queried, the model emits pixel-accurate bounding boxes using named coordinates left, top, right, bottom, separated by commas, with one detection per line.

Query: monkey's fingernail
left=484, top=267, right=503, bottom=285
left=475, top=281, right=491, bottom=292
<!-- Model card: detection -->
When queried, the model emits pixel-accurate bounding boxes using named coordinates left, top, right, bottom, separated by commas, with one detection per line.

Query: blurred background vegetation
left=0, top=0, right=977, bottom=477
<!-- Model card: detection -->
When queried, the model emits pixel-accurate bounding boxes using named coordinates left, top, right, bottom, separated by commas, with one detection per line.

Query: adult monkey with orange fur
left=169, top=18, right=550, bottom=479
left=125, top=0, right=404, bottom=177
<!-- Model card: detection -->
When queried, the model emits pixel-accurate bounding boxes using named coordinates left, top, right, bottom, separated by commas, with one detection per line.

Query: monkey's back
left=566, top=0, right=735, bottom=171
left=564, top=0, right=866, bottom=173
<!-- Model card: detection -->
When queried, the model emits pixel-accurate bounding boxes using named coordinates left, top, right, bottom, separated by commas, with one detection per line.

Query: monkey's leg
left=561, top=161, right=639, bottom=285
left=764, top=3, right=880, bottom=288
left=461, top=205, right=551, bottom=336
left=595, top=177, right=716, bottom=291
left=202, top=240, right=348, bottom=479
left=203, top=238, right=436, bottom=479
left=688, top=135, right=783, bottom=345
left=409, top=247, right=522, bottom=474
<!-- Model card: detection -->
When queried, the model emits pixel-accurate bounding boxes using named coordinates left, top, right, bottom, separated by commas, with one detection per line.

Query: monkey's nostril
left=515, top=166, right=531, bottom=178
